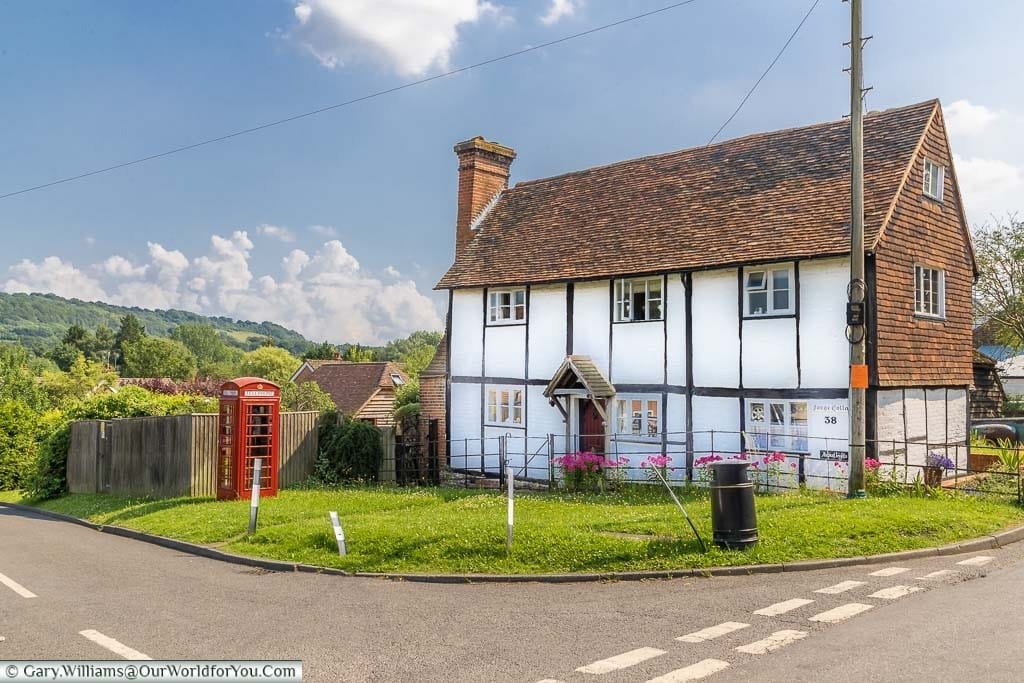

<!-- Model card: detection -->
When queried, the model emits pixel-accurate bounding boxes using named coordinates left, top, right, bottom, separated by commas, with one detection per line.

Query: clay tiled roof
left=544, top=355, right=616, bottom=400
left=299, top=361, right=408, bottom=416
left=437, top=100, right=938, bottom=289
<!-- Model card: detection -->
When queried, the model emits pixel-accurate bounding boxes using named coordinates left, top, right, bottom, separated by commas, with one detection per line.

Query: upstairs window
left=613, top=395, right=660, bottom=439
left=614, top=277, right=663, bottom=322
left=914, top=265, right=945, bottom=318
left=390, top=373, right=405, bottom=386
left=923, top=158, right=945, bottom=201
left=486, top=386, right=523, bottom=426
left=745, top=265, right=794, bottom=317
left=488, top=289, right=526, bottom=324
left=748, top=399, right=808, bottom=453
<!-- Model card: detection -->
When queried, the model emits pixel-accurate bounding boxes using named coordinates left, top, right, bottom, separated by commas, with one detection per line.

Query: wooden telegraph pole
left=847, top=0, right=868, bottom=498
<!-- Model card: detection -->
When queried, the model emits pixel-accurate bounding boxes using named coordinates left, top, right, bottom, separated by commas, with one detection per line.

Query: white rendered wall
left=925, top=388, right=948, bottom=445
left=611, top=321, right=664, bottom=384
left=691, top=396, right=741, bottom=456
left=875, top=389, right=905, bottom=458
left=691, top=269, right=740, bottom=388
left=666, top=275, right=687, bottom=386
left=903, top=389, right=929, bottom=473
left=484, top=324, right=526, bottom=378
left=742, top=318, right=798, bottom=388
left=798, top=258, right=849, bottom=388
left=572, top=280, right=610, bottom=375
left=449, top=382, right=482, bottom=468
left=528, top=284, right=567, bottom=381
left=802, top=399, right=850, bottom=490
left=450, top=289, right=483, bottom=377
left=947, top=389, right=968, bottom=443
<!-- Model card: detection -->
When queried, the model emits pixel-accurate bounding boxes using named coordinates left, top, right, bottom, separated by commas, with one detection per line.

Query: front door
left=579, top=399, right=606, bottom=454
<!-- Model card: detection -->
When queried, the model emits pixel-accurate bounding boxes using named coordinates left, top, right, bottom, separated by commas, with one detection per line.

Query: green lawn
left=3, top=486, right=1022, bottom=574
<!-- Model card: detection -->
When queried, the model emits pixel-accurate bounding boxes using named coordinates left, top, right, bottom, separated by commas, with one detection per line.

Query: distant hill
left=0, top=292, right=314, bottom=355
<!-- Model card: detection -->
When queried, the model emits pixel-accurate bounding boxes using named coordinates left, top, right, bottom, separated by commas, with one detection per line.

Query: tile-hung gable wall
left=446, top=255, right=854, bottom=481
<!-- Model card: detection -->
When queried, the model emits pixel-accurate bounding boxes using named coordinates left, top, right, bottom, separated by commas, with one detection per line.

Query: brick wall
left=454, top=138, right=515, bottom=257
left=873, top=108, right=974, bottom=387
left=419, top=374, right=447, bottom=460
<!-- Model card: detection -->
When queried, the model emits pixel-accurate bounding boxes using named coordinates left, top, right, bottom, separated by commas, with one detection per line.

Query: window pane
left=790, top=402, right=808, bottom=425
left=772, top=270, right=789, bottom=289
left=632, top=289, right=646, bottom=320
left=770, top=403, right=785, bottom=426
left=749, top=291, right=768, bottom=315
left=500, top=391, right=509, bottom=422
left=631, top=399, right=642, bottom=435
left=514, top=290, right=525, bottom=306
left=746, top=271, right=766, bottom=290
left=647, top=399, right=659, bottom=436
left=647, top=278, right=662, bottom=297
left=615, top=400, right=626, bottom=433
left=773, top=289, right=790, bottom=311
left=750, top=402, right=765, bottom=423
left=648, top=298, right=662, bottom=320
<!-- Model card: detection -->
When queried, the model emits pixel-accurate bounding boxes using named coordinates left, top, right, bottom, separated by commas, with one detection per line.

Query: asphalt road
left=2, top=505, right=1023, bottom=682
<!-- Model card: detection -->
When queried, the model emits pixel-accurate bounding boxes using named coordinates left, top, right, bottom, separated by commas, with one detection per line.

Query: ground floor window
left=747, top=399, right=808, bottom=452
left=486, top=386, right=523, bottom=426
left=613, top=395, right=660, bottom=439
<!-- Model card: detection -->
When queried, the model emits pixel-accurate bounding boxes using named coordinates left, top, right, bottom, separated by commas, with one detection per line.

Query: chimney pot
left=453, top=136, right=515, bottom=258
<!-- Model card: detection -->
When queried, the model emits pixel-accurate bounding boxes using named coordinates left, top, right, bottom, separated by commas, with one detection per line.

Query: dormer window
left=744, top=265, right=794, bottom=317
left=488, top=289, right=526, bottom=324
left=923, top=158, right=944, bottom=201
left=390, top=373, right=405, bottom=386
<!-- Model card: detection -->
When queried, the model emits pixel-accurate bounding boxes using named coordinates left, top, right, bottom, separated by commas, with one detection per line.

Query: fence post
left=499, top=435, right=507, bottom=492
left=248, top=458, right=262, bottom=536
left=548, top=433, right=555, bottom=490
left=506, top=465, right=514, bottom=553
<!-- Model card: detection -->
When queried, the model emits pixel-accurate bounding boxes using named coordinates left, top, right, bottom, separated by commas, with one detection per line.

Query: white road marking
left=957, top=555, right=994, bottom=567
left=646, top=659, right=731, bottom=683
left=577, top=647, right=666, bottom=675
left=814, top=580, right=866, bottom=595
left=869, top=585, right=922, bottom=600
left=0, top=572, right=37, bottom=599
left=753, top=598, right=814, bottom=616
left=917, top=569, right=956, bottom=580
left=79, top=630, right=152, bottom=660
left=677, top=621, right=750, bottom=643
left=534, top=680, right=565, bottom=683
left=869, top=567, right=909, bottom=577
left=808, top=603, right=874, bottom=624
left=735, top=629, right=808, bottom=655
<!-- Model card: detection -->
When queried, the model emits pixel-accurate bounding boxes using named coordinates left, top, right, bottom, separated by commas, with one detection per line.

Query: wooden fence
left=67, top=412, right=320, bottom=498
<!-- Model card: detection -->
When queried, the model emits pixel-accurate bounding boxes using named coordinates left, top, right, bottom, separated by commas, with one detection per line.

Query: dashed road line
left=79, top=630, right=151, bottom=660
left=735, top=629, right=808, bottom=655
left=957, top=556, right=994, bottom=567
left=0, top=572, right=37, bottom=599
left=868, top=585, right=922, bottom=600
left=645, top=659, right=731, bottom=683
left=917, top=569, right=956, bottom=580
left=869, top=567, right=909, bottom=577
left=677, top=622, right=750, bottom=643
left=808, top=603, right=874, bottom=624
left=577, top=647, right=666, bottom=675
left=814, top=580, right=866, bottom=595
left=753, top=598, right=814, bottom=616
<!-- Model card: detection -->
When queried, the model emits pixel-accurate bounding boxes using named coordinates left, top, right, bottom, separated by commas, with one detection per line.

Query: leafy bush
left=0, top=401, right=42, bottom=491
left=25, top=422, right=71, bottom=500
left=314, top=413, right=383, bottom=484
left=281, top=381, right=336, bottom=413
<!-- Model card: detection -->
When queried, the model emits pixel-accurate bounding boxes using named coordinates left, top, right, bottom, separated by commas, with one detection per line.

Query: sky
left=1, top=0, right=1022, bottom=345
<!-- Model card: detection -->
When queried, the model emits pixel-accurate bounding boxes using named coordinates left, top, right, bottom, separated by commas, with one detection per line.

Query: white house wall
left=742, top=318, right=798, bottom=388
left=449, top=381, right=481, bottom=468
left=691, top=396, right=741, bottom=456
left=572, top=280, right=610, bottom=374
left=528, top=284, right=567, bottom=381
left=484, top=324, right=525, bottom=378
left=450, top=289, right=483, bottom=376
left=798, top=258, right=849, bottom=388
left=691, top=269, right=740, bottom=388
left=666, top=275, right=687, bottom=386
left=611, top=321, right=663, bottom=384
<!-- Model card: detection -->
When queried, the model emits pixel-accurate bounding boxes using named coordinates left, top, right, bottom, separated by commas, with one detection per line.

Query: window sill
left=612, top=318, right=664, bottom=325
left=743, top=313, right=796, bottom=321
left=913, top=313, right=946, bottom=322
left=486, top=321, right=528, bottom=327
left=485, top=423, right=526, bottom=430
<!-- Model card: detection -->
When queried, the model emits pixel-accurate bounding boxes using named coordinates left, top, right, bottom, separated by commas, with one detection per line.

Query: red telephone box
left=217, top=377, right=280, bottom=501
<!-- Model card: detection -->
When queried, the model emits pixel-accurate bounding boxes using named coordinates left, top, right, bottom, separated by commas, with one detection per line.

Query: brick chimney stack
left=454, top=136, right=516, bottom=258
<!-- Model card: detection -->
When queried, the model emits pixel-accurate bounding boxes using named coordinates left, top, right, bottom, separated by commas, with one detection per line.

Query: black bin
left=709, top=460, right=758, bottom=550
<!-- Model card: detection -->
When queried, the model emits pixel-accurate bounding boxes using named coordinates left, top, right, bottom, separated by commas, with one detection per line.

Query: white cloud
left=953, top=153, right=1024, bottom=222
left=4, top=256, right=107, bottom=302
left=257, top=224, right=296, bottom=242
left=3, top=229, right=441, bottom=344
left=384, top=265, right=402, bottom=278
left=944, top=100, right=1000, bottom=137
left=309, top=224, right=337, bottom=237
left=540, top=0, right=581, bottom=25
left=288, top=0, right=498, bottom=75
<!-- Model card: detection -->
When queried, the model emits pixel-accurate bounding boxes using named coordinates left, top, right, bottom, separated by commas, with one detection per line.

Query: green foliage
left=974, top=215, right=1024, bottom=349
left=47, top=343, right=83, bottom=371
left=115, top=314, right=146, bottom=353
left=0, top=343, right=50, bottom=412
left=281, top=381, right=336, bottom=413
left=171, top=323, right=241, bottom=378
left=341, top=344, right=375, bottom=362
left=0, top=401, right=42, bottom=491
left=378, top=330, right=442, bottom=379
left=40, top=355, right=117, bottom=406
left=239, top=346, right=298, bottom=384
left=303, top=341, right=339, bottom=360
left=122, top=337, right=198, bottom=380
left=25, top=422, right=71, bottom=500
left=995, top=439, right=1023, bottom=473
left=393, top=380, right=420, bottom=409
left=315, top=414, right=383, bottom=484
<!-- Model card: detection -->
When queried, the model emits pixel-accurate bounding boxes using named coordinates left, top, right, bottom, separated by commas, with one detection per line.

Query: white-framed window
left=486, top=386, right=523, bottom=426
left=923, top=158, right=945, bottom=201
left=613, top=395, right=660, bottom=439
left=614, top=277, right=663, bottom=322
left=744, top=265, right=794, bottom=317
left=914, top=265, right=945, bottom=318
left=488, top=289, right=526, bottom=324
left=748, top=399, right=808, bottom=453
left=390, top=373, right=405, bottom=386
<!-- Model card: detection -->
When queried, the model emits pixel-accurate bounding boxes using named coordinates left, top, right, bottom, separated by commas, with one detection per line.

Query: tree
left=281, top=381, right=336, bottom=413
left=341, top=344, right=375, bottom=362
left=974, top=214, right=1024, bottom=348
left=171, top=323, right=239, bottom=377
left=0, top=344, right=49, bottom=412
left=121, top=337, right=198, bottom=380
left=303, top=341, right=339, bottom=360
left=46, top=343, right=81, bottom=371
left=91, top=325, right=116, bottom=365
left=115, top=314, right=146, bottom=355
left=62, top=324, right=92, bottom=350
left=40, top=354, right=117, bottom=405
left=238, top=346, right=299, bottom=384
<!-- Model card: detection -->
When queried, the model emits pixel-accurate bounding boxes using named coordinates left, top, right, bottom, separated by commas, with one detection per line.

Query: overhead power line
left=0, top=0, right=701, bottom=201
left=706, top=0, right=821, bottom=146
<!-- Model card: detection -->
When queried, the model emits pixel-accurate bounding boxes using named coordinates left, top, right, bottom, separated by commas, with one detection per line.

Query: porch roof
left=543, top=355, right=616, bottom=400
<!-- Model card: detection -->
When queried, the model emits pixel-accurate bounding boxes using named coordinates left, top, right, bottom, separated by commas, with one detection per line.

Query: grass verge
left=3, top=486, right=1022, bottom=574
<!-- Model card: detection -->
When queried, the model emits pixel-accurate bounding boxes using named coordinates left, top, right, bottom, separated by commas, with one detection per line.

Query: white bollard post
left=248, top=458, right=262, bottom=536
left=506, top=466, right=514, bottom=553
left=329, top=511, right=347, bottom=556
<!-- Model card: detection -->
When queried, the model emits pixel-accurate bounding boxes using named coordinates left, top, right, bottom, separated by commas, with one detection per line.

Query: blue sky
left=2, top=0, right=1022, bottom=344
